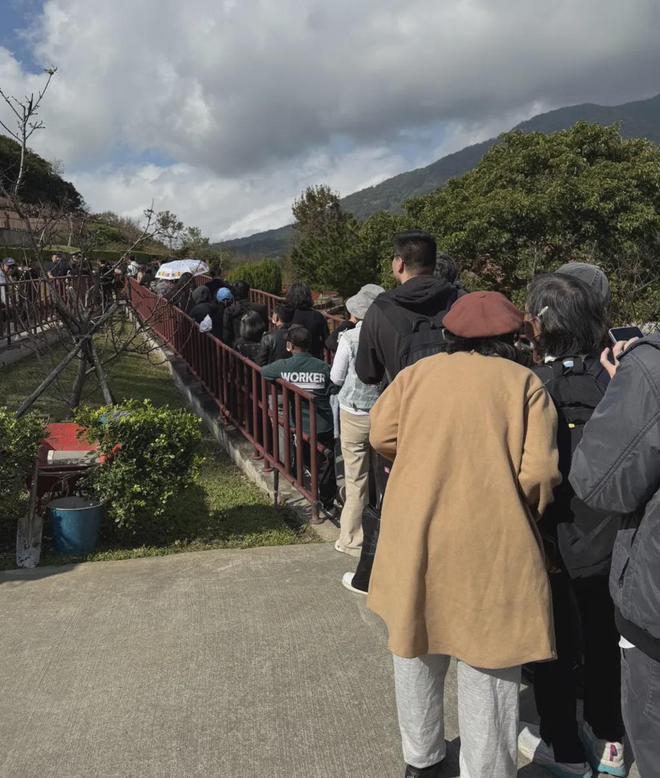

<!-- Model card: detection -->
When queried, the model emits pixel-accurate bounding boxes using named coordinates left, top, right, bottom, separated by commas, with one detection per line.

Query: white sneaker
left=581, top=723, right=625, bottom=777
left=341, top=572, right=367, bottom=595
left=334, top=541, right=361, bottom=558
left=518, top=724, right=593, bottom=778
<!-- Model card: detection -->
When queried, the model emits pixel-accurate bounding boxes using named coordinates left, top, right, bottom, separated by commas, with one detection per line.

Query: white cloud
left=1, top=0, right=660, bottom=238
left=71, top=143, right=410, bottom=240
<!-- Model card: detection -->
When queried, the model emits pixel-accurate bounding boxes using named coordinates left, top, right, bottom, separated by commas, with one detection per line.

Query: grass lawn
left=1, top=330, right=188, bottom=418
left=0, top=331, right=316, bottom=570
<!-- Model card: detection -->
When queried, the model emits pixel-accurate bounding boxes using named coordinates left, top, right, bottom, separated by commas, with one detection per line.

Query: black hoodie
left=355, top=274, right=460, bottom=386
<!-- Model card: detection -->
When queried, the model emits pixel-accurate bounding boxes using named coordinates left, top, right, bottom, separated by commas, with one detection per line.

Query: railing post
left=308, top=398, right=321, bottom=524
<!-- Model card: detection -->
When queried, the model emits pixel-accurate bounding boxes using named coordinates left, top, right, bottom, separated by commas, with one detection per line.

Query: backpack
left=535, top=356, right=621, bottom=579
left=381, top=300, right=448, bottom=382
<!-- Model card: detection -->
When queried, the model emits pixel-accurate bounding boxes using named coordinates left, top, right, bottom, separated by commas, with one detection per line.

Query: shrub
left=227, top=258, right=283, bottom=295
left=75, top=400, right=202, bottom=531
left=0, top=408, right=46, bottom=518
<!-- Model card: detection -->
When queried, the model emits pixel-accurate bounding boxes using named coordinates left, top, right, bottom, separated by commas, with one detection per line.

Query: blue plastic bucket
left=48, top=497, right=103, bottom=555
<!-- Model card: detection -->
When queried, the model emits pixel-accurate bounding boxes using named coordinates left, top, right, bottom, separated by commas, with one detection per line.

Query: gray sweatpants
left=621, top=645, right=660, bottom=778
left=393, top=654, right=521, bottom=778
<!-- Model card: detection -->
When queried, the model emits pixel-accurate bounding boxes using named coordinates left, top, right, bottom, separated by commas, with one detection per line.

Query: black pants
left=621, top=645, right=660, bottom=778
left=533, top=572, right=624, bottom=763
left=352, top=453, right=390, bottom=592
left=303, top=431, right=336, bottom=508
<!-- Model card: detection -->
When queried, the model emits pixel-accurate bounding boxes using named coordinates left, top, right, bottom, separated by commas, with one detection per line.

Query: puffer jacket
left=570, top=335, right=660, bottom=661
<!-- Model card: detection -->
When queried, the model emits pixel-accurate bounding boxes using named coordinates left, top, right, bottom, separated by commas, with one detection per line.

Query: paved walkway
left=0, top=545, right=637, bottom=777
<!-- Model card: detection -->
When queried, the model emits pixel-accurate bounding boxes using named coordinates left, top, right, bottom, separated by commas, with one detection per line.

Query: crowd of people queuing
left=340, top=231, right=657, bottom=778
left=155, top=229, right=657, bottom=778
left=3, top=233, right=659, bottom=778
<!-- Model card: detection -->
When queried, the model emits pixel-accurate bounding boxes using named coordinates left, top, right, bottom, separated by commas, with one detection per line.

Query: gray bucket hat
left=556, top=261, right=610, bottom=306
left=345, top=284, right=384, bottom=320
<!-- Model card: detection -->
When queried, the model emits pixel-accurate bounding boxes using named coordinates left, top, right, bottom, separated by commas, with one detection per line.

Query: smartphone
left=608, top=326, right=644, bottom=344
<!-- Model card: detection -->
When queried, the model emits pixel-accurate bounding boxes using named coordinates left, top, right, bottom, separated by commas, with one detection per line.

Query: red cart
left=16, top=423, right=99, bottom=568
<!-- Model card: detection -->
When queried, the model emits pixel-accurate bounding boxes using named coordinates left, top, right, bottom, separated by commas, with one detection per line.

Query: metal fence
left=127, top=279, right=331, bottom=520
left=0, top=275, right=94, bottom=347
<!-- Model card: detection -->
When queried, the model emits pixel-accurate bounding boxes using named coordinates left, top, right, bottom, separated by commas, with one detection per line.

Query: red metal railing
left=0, top=275, right=94, bottom=347
left=127, top=279, right=330, bottom=520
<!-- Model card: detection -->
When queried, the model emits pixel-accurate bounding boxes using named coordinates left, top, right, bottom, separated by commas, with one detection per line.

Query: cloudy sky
left=1, top=0, right=659, bottom=241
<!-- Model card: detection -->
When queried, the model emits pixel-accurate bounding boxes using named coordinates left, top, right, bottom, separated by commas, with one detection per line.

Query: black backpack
left=381, top=301, right=448, bottom=382
left=535, top=356, right=621, bottom=579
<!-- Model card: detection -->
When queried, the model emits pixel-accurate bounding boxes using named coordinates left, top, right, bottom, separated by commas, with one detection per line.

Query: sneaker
left=581, top=723, right=625, bottom=777
left=321, top=501, right=339, bottom=520
left=341, top=571, right=367, bottom=595
left=518, top=725, right=593, bottom=778
left=404, top=761, right=443, bottom=777
left=334, top=541, right=361, bottom=558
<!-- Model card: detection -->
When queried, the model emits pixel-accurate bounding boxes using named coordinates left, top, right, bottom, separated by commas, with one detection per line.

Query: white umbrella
left=155, top=259, right=209, bottom=280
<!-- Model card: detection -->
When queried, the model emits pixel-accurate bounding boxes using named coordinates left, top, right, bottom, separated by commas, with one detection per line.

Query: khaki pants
left=337, top=409, right=371, bottom=553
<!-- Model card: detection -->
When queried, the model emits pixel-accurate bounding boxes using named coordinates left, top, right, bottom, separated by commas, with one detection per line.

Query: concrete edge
left=137, top=320, right=339, bottom=544
left=0, top=325, right=66, bottom=368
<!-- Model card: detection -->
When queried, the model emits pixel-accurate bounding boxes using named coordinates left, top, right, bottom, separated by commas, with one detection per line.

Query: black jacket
left=355, top=275, right=460, bottom=385
left=570, top=336, right=660, bottom=661
left=290, top=308, right=330, bottom=359
left=256, top=327, right=289, bottom=366
left=325, top=320, right=355, bottom=355
left=235, top=339, right=263, bottom=364
left=223, top=299, right=268, bottom=346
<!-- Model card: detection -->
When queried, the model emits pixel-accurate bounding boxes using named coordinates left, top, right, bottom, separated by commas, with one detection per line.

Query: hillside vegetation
left=0, top=134, right=83, bottom=209
left=215, top=92, right=660, bottom=259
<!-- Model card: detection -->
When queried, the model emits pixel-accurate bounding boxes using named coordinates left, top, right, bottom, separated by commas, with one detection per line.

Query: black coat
left=325, top=320, right=355, bottom=354
left=235, top=339, right=263, bottom=364
left=290, top=308, right=329, bottom=359
left=256, top=327, right=289, bottom=366
left=355, top=275, right=460, bottom=385
left=570, top=335, right=660, bottom=661
left=223, top=300, right=268, bottom=346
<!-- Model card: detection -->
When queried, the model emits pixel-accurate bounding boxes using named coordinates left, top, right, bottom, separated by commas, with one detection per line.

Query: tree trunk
left=15, top=302, right=119, bottom=417
left=69, top=352, right=88, bottom=410
left=15, top=339, right=86, bottom=417
left=90, top=341, right=114, bottom=405
left=14, top=113, right=27, bottom=197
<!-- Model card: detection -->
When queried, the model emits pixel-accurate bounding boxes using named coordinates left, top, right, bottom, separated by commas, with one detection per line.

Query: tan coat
left=368, top=351, right=561, bottom=669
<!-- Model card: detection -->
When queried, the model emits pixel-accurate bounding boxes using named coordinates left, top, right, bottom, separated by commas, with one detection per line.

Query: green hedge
left=227, top=258, right=282, bottom=295
left=1, top=247, right=168, bottom=266
left=75, top=400, right=202, bottom=532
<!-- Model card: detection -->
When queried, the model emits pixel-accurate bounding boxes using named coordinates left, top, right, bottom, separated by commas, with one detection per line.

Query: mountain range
left=214, top=92, right=660, bottom=260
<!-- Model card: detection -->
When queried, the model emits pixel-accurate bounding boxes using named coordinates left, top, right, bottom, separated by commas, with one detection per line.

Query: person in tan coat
left=367, top=291, right=561, bottom=778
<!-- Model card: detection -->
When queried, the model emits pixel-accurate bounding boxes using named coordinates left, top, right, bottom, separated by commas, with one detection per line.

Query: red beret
left=443, top=292, right=523, bottom=339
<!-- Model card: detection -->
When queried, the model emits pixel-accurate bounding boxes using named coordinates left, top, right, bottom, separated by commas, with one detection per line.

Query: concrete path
left=0, top=545, right=637, bottom=777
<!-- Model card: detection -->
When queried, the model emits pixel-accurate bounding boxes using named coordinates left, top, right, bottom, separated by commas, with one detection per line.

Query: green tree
left=155, top=210, right=184, bottom=251
left=405, top=122, right=660, bottom=321
left=228, top=258, right=282, bottom=295
left=179, top=225, right=209, bottom=254
left=290, top=185, right=380, bottom=298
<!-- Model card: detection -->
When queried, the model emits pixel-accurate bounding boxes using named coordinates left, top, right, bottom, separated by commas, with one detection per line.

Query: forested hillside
left=216, top=92, right=660, bottom=259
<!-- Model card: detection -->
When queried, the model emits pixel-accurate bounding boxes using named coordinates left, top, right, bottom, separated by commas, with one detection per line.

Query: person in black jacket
left=235, top=310, right=267, bottom=363
left=256, top=304, right=293, bottom=366
left=204, top=271, right=229, bottom=298
left=518, top=273, right=625, bottom=778
left=570, top=334, right=660, bottom=778
left=223, top=280, right=268, bottom=346
left=188, top=285, right=223, bottom=339
left=355, top=231, right=461, bottom=386
left=325, top=318, right=355, bottom=356
left=166, top=272, right=194, bottom=312
left=286, top=282, right=329, bottom=360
